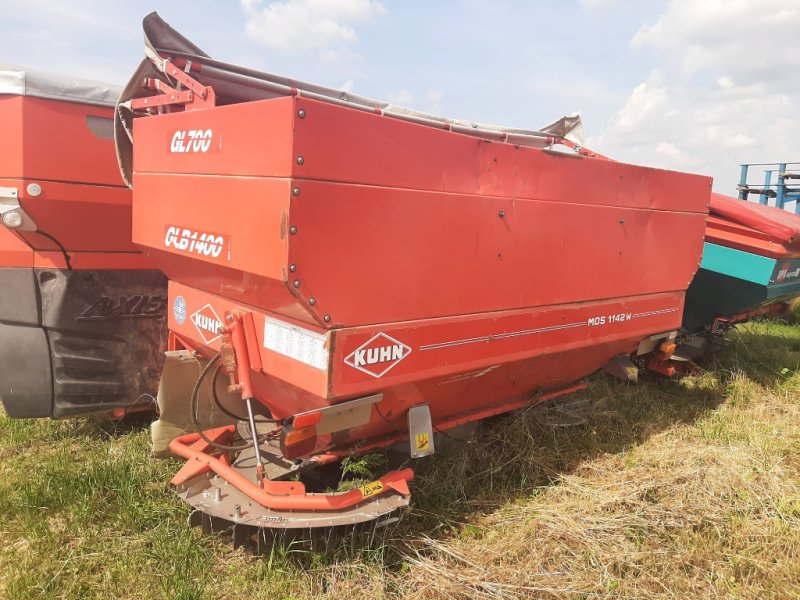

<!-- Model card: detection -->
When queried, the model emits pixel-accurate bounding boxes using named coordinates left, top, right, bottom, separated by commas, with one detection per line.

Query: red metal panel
left=328, top=291, right=684, bottom=399
left=0, top=227, right=33, bottom=268
left=711, top=192, right=800, bottom=249
left=348, top=339, right=640, bottom=443
left=132, top=97, right=296, bottom=178
left=132, top=173, right=290, bottom=278
left=10, top=181, right=135, bottom=253
left=166, top=283, right=679, bottom=443
left=32, top=251, right=156, bottom=270
left=168, top=280, right=329, bottom=405
left=290, top=98, right=712, bottom=214
left=169, top=281, right=682, bottom=405
left=0, top=97, right=24, bottom=178
left=286, top=180, right=705, bottom=326
left=0, top=95, right=134, bottom=254
left=20, top=98, right=122, bottom=186
left=706, top=216, right=800, bottom=259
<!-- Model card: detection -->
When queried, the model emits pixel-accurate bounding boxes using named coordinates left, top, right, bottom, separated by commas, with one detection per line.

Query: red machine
left=116, top=14, right=710, bottom=533
left=0, top=65, right=166, bottom=419
left=706, top=192, right=800, bottom=258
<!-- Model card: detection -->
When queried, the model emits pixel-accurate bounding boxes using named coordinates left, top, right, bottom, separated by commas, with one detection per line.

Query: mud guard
left=0, top=267, right=167, bottom=418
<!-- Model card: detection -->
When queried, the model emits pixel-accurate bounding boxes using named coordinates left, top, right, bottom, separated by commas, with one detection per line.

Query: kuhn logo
left=190, top=303, right=224, bottom=345
left=170, top=129, right=213, bottom=153
left=165, top=226, right=226, bottom=259
left=344, top=332, right=411, bottom=378
left=776, top=262, right=800, bottom=282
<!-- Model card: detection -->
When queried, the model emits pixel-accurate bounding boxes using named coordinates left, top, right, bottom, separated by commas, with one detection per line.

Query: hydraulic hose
left=191, top=353, right=255, bottom=452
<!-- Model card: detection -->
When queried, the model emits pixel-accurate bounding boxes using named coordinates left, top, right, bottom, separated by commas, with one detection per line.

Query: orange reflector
left=659, top=341, right=677, bottom=356
left=281, top=424, right=318, bottom=459
left=293, top=411, right=322, bottom=429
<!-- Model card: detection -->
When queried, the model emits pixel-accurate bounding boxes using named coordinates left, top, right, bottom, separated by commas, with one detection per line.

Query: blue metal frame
left=737, top=162, right=800, bottom=213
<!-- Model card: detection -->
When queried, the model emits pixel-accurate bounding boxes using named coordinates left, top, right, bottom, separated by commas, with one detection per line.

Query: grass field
left=1, top=312, right=799, bottom=599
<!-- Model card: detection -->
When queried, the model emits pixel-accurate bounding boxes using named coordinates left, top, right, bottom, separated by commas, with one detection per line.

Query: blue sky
left=3, top=0, right=797, bottom=196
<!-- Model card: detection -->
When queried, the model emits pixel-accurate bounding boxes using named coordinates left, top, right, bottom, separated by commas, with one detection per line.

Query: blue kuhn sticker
left=173, top=296, right=187, bottom=325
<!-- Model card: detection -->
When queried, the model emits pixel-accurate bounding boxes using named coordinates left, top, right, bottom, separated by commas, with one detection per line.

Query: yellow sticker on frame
left=359, top=480, right=384, bottom=499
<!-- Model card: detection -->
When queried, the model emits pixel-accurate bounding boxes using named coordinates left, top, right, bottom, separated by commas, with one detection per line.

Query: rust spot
left=280, top=210, right=288, bottom=239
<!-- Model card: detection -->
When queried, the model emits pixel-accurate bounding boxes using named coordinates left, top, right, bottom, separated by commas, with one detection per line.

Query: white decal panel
left=264, top=318, right=328, bottom=371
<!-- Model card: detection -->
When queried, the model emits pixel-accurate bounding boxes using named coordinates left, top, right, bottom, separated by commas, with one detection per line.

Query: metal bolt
left=233, top=504, right=242, bottom=520
left=297, top=109, right=306, bottom=118
left=225, top=314, right=233, bottom=322
left=323, top=314, right=331, bottom=323
left=27, top=183, right=42, bottom=197
left=292, top=187, right=301, bottom=196
left=296, top=156, right=304, bottom=165
left=309, top=297, right=316, bottom=305
left=212, top=487, right=221, bottom=501
left=619, top=218, right=625, bottom=224
left=498, top=210, right=505, bottom=218
left=290, top=226, right=298, bottom=235
left=293, top=280, right=301, bottom=288
left=289, top=264, right=297, bottom=272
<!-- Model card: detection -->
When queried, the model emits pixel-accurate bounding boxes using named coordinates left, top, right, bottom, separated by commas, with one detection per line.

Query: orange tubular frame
left=169, top=426, right=414, bottom=511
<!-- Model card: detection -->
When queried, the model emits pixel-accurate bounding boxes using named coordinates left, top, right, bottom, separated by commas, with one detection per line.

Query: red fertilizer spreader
left=115, top=13, right=710, bottom=534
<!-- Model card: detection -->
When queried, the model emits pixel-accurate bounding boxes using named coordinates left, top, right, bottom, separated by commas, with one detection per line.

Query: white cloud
left=424, top=90, right=445, bottom=112
left=717, top=76, right=734, bottom=89
left=613, top=74, right=669, bottom=132
left=0, top=0, right=139, bottom=83
left=383, top=89, right=445, bottom=113
left=240, top=0, right=385, bottom=55
left=631, top=0, right=800, bottom=87
left=590, top=0, right=800, bottom=195
left=387, top=89, right=414, bottom=106
left=579, top=0, right=614, bottom=9
left=655, top=141, right=684, bottom=160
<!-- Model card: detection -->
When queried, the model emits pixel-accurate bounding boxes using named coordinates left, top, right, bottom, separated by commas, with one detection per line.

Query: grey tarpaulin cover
left=115, top=12, right=584, bottom=186
left=0, top=63, right=121, bottom=107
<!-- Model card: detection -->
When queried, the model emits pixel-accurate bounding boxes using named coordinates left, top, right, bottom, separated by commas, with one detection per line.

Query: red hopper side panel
left=132, top=95, right=710, bottom=330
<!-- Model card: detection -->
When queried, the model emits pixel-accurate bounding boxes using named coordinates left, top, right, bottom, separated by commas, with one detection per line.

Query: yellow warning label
left=359, top=480, right=384, bottom=499
left=415, top=433, right=430, bottom=452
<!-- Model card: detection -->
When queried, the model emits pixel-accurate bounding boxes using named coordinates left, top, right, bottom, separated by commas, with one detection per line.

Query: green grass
left=0, top=315, right=799, bottom=598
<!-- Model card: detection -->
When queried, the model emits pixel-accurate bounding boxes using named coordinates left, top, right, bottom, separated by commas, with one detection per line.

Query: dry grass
left=0, top=314, right=798, bottom=599
left=395, top=420, right=800, bottom=599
